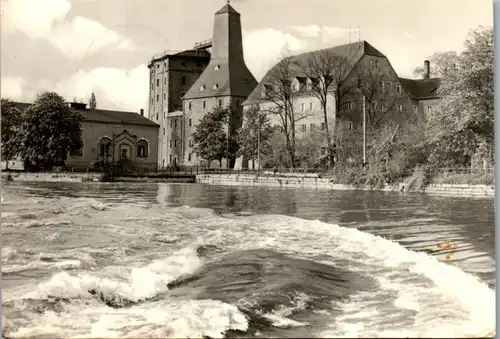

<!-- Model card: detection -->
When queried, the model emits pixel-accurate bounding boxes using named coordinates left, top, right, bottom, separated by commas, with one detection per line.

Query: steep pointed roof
left=215, top=3, right=240, bottom=15
left=244, top=40, right=384, bottom=105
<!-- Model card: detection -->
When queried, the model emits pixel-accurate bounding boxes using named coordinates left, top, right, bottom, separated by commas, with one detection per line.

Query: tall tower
left=182, top=3, right=258, bottom=168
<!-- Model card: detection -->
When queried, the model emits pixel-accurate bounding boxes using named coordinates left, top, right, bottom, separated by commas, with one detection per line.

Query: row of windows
left=164, top=152, right=193, bottom=164
left=151, top=75, right=188, bottom=91
left=154, top=61, right=202, bottom=70
left=97, top=138, right=149, bottom=158
left=299, top=121, right=353, bottom=133
left=186, top=99, right=242, bottom=111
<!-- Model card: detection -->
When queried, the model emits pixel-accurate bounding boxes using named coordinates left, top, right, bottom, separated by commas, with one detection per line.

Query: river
left=1, top=181, right=495, bottom=338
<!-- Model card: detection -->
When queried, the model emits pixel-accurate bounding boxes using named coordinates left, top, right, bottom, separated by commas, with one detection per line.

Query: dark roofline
left=148, top=49, right=211, bottom=67
left=12, top=102, right=159, bottom=127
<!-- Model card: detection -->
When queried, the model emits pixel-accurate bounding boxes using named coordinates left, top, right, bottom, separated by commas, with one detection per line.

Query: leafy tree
left=1, top=99, right=23, bottom=169
left=192, top=107, right=238, bottom=168
left=89, top=92, right=97, bottom=109
left=236, top=105, right=274, bottom=169
left=413, top=51, right=459, bottom=79
left=17, top=92, right=84, bottom=171
left=426, top=26, right=493, bottom=168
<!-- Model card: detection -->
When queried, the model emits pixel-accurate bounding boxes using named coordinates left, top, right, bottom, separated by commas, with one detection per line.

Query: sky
left=1, top=0, right=493, bottom=112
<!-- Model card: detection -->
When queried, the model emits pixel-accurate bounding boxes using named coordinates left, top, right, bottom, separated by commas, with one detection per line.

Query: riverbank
left=1, top=172, right=196, bottom=183
left=196, top=174, right=495, bottom=197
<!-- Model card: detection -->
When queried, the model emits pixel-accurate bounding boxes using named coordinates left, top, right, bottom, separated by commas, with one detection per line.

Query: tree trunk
left=323, top=105, right=334, bottom=168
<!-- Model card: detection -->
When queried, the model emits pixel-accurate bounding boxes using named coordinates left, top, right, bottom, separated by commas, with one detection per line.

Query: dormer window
left=213, top=84, right=219, bottom=90
left=396, top=83, right=401, bottom=94
left=214, top=65, right=220, bottom=71
left=262, top=84, right=273, bottom=98
left=200, top=85, right=205, bottom=91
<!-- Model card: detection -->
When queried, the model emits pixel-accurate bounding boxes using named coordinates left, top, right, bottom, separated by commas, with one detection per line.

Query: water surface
left=1, top=182, right=495, bottom=338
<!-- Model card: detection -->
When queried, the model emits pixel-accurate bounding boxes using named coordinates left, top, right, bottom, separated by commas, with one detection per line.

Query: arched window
left=137, top=139, right=149, bottom=157
left=98, top=137, right=111, bottom=157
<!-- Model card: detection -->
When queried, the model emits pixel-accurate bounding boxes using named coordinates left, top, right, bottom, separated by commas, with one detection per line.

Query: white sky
left=0, top=0, right=493, bottom=112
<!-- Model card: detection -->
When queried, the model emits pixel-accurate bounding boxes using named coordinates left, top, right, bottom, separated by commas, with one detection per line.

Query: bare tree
left=261, top=51, right=310, bottom=168
left=355, top=64, right=400, bottom=129
left=299, top=49, right=353, bottom=167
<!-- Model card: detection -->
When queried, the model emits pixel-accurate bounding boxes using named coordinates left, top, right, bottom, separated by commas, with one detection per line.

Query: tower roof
left=215, top=3, right=240, bottom=15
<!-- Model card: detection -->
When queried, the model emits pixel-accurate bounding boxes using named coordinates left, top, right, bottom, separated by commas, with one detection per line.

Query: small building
left=13, top=101, right=159, bottom=171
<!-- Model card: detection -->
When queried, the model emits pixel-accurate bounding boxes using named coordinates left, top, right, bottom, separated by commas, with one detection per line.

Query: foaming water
left=1, top=182, right=495, bottom=338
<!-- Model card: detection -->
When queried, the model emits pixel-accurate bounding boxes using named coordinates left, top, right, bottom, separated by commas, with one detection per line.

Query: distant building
left=399, top=60, right=442, bottom=119
left=241, top=41, right=442, bottom=168
left=147, top=3, right=258, bottom=169
left=13, top=101, right=159, bottom=171
left=148, top=49, right=211, bottom=168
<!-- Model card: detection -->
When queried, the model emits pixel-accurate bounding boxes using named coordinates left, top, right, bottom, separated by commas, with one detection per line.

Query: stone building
left=14, top=102, right=159, bottom=171
left=399, top=60, right=442, bottom=119
left=181, top=3, right=258, bottom=168
left=241, top=41, right=442, bottom=168
left=148, top=49, right=211, bottom=168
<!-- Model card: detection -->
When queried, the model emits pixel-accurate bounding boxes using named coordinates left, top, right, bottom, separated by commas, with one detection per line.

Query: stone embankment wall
left=1, top=172, right=100, bottom=183
left=196, top=174, right=494, bottom=198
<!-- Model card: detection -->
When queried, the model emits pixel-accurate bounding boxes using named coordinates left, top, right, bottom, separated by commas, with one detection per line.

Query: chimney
left=140, top=108, right=144, bottom=116
left=424, top=60, right=430, bottom=79
left=69, top=102, right=87, bottom=110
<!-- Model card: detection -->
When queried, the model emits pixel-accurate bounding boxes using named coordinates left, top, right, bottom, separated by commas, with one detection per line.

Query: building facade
left=241, top=41, right=442, bottom=168
left=181, top=3, right=258, bottom=168
left=148, top=50, right=211, bottom=168
left=14, top=102, right=159, bottom=171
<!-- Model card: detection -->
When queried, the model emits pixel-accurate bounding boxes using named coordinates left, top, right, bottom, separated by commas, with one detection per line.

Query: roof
left=399, top=77, right=442, bottom=100
left=183, top=60, right=258, bottom=100
left=243, top=40, right=385, bottom=105
left=215, top=3, right=240, bottom=15
left=12, top=102, right=159, bottom=127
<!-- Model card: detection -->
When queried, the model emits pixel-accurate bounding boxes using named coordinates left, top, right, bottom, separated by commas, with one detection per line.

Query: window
left=398, top=104, right=403, bottom=112
left=98, top=138, right=111, bottom=157
left=427, top=106, right=432, bottom=115
left=164, top=111, right=166, bottom=119
left=218, top=99, right=223, bottom=107
left=188, top=102, right=192, bottom=110
left=156, top=64, right=159, bottom=69
left=302, top=124, right=306, bottom=132
left=175, top=119, right=178, bottom=127
left=156, top=79, right=159, bottom=86
left=387, top=82, right=392, bottom=90
left=156, top=112, right=159, bottom=120
left=163, top=93, right=166, bottom=100
left=156, top=95, right=159, bottom=102
left=181, top=76, right=186, bottom=85
left=301, top=103, right=305, bottom=112
left=174, top=140, right=177, bottom=147
left=189, top=118, right=192, bottom=126
left=375, top=60, right=379, bottom=68
left=169, top=154, right=172, bottom=162
left=170, top=120, right=173, bottom=128
left=163, top=128, right=165, bottom=135
left=236, top=100, right=241, bottom=107
left=346, top=121, right=353, bottom=130
left=164, top=78, right=166, bottom=85
left=310, top=123, right=315, bottom=131
left=200, top=85, right=205, bottom=91
left=292, top=82, right=299, bottom=92
left=213, top=84, right=219, bottom=89
left=309, top=102, right=313, bottom=111
left=137, top=140, right=148, bottom=157
left=214, top=65, right=220, bottom=71
left=396, top=83, right=401, bottom=94
left=188, top=153, right=192, bottom=161
left=371, top=102, right=376, bottom=111
left=321, top=122, right=325, bottom=131
left=380, top=81, right=384, bottom=90
left=413, top=105, right=418, bottom=114
left=381, top=103, right=386, bottom=111
left=203, top=101, right=206, bottom=109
